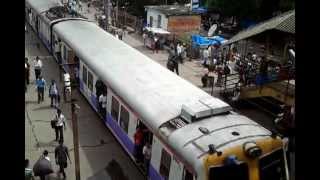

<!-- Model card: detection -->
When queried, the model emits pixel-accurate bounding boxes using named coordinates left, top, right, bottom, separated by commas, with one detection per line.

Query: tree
left=205, top=0, right=259, bottom=20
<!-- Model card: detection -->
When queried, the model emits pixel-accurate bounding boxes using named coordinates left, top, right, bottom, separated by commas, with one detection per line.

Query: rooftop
left=224, top=10, right=295, bottom=45
left=145, top=5, right=200, bottom=16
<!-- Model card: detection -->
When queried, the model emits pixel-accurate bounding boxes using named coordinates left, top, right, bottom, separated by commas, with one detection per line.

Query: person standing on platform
left=25, top=159, right=35, bottom=180
left=49, top=80, right=59, bottom=107
left=25, top=57, right=30, bottom=85
left=142, top=32, right=147, bottom=46
left=176, top=43, right=183, bottom=64
left=36, top=76, right=46, bottom=104
left=53, top=109, right=66, bottom=142
left=55, top=140, right=71, bottom=179
left=34, top=56, right=43, bottom=80
left=202, top=48, right=209, bottom=68
left=118, top=28, right=124, bottom=40
left=153, top=34, right=159, bottom=53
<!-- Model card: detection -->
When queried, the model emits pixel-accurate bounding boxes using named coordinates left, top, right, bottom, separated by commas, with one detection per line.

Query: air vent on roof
left=180, top=97, right=232, bottom=123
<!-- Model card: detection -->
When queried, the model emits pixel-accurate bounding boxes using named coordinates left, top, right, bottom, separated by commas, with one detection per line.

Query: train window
left=259, top=149, right=286, bottom=180
left=87, top=71, right=93, bottom=92
left=63, top=45, right=67, bottom=61
left=209, top=163, right=249, bottom=180
left=111, top=97, right=120, bottom=121
left=159, top=149, right=171, bottom=180
left=82, top=65, right=87, bottom=85
left=119, top=106, right=129, bottom=133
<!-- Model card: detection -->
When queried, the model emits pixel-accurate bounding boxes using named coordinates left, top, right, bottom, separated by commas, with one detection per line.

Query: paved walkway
left=25, top=23, right=144, bottom=180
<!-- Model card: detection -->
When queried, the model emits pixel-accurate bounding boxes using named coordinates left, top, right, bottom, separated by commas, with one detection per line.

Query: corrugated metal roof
left=224, top=10, right=295, bottom=45
left=26, top=0, right=63, bottom=14
left=145, top=5, right=200, bottom=16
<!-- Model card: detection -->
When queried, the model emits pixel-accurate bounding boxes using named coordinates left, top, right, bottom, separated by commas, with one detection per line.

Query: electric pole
left=65, top=65, right=80, bottom=180
left=71, top=98, right=80, bottom=180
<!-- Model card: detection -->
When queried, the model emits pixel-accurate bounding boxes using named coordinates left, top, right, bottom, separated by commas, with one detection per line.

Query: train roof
left=26, top=0, right=63, bottom=14
left=53, top=20, right=276, bottom=170
left=53, top=20, right=231, bottom=131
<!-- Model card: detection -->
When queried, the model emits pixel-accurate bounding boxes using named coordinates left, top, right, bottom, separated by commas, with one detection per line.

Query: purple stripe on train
left=79, top=80, right=84, bottom=91
left=105, top=114, right=135, bottom=154
left=149, top=164, right=165, bottom=180
left=90, top=94, right=98, bottom=112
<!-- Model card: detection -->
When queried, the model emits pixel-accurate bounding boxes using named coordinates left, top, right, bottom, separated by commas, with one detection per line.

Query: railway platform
left=25, top=23, right=144, bottom=180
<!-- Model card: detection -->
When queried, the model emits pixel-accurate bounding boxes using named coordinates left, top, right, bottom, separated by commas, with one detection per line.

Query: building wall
left=146, top=9, right=168, bottom=30
left=167, top=15, right=201, bottom=35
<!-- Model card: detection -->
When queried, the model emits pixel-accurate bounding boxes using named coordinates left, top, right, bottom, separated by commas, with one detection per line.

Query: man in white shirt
left=176, top=43, right=183, bottom=64
left=98, top=91, right=107, bottom=118
left=34, top=56, right=43, bottom=80
left=142, top=32, right=147, bottom=46
left=202, top=48, right=209, bottom=67
left=54, top=109, right=66, bottom=142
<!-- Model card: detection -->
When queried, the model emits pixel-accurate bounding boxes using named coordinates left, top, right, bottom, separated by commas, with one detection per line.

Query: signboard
left=168, top=16, right=201, bottom=34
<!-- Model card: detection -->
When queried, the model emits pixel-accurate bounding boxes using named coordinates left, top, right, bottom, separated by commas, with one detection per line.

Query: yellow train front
left=203, top=137, right=288, bottom=180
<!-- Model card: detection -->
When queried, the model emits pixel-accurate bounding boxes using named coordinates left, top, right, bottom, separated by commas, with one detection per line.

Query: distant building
left=145, top=5, right=201, bottom=35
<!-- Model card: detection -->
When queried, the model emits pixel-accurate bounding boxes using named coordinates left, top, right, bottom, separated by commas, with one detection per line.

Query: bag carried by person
left=33, top=156, right=53, bottom=176
left=167, top=60, right=174, bottom=71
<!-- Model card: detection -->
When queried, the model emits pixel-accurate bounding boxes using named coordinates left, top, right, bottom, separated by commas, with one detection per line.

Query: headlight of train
left=243, top=141, right=262, bottom=158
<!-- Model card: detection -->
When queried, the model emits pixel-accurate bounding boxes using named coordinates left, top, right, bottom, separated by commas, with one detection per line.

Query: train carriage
left=26, top=0, right=290, bottom=179
left=51, top=20, right=289, bottom=180
left=26, top=0, right=64, bottom=49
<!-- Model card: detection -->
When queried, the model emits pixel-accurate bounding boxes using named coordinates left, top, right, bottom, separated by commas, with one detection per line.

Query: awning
left=145, top=27, right=171, bottom=35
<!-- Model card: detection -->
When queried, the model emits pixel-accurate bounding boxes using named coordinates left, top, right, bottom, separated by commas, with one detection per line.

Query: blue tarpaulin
left=191, top=35, right=226, bottom=47
left=192, top=7, right=208, bottom=14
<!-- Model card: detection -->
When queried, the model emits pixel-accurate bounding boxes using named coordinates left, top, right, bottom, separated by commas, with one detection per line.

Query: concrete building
left=145, top=5, right=201, bottom=35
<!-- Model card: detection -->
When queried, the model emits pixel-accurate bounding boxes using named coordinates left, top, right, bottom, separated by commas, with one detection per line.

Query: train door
left=133, top=120, right=154, bottom=173
left=95, top=79, right=108, bottom=117
left=183, top=167, right=194, bottom=180
left=159, top=148, right=172, bottom=180
left=168, top=155, right=183, bottom=180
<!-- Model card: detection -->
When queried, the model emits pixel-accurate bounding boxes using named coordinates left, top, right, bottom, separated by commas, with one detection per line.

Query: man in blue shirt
left=36, top=76, right=46, bottom=104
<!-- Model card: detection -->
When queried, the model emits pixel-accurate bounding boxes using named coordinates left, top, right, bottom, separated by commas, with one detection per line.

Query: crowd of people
left=25, top=55, right=72, bottom=179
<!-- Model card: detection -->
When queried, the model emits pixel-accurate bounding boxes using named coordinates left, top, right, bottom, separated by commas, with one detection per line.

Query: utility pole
left=64, top=65, right=81, bottom=180
left=116, top=0, right=119, bottom=27
left=71, top=97, right=80, bottom=180
left=103, top=0, right=111, bottom=30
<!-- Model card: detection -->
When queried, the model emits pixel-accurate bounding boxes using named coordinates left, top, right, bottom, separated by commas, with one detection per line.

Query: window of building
left=159, top=149, right=171, bottom=180
left=87, top=71, right=93, bottom=92
left=149, top=16, right=153, bottom=27
left=119, top=106, right=129, bottom=133
left=111, top=97, right=120, bottom=121
left=82, top=65, right=87, bottom=85
left=157, top=15, right=161, bottom=28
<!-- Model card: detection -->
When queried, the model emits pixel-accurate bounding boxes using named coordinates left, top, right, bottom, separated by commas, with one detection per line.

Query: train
left=25, top=0, right=290, bottom=180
